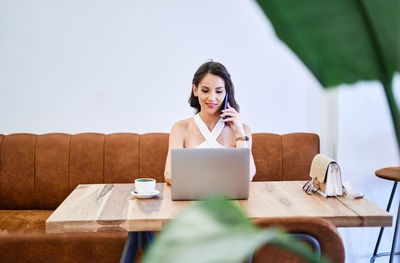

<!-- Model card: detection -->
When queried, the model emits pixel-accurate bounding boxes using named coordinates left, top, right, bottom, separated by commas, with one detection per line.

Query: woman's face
left=193, top=73, right=226, bottom=114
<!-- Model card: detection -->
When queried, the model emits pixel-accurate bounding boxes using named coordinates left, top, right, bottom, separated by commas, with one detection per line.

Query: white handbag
left=303, top=154, right=344, bottom=197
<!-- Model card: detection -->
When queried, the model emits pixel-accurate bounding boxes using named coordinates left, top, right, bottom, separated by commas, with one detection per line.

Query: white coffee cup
left=135, top=178, right=156, bottom=194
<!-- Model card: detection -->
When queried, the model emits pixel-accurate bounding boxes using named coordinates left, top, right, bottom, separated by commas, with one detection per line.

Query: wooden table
left=46, top=181, right=392, bottom=234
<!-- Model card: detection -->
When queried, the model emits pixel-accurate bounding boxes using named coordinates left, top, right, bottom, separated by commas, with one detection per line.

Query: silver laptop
left=171, top=148, right=250, bottom=200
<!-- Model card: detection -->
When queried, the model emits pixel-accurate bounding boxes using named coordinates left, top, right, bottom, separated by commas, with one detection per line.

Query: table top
left=46, top=181, right=392, bottom=233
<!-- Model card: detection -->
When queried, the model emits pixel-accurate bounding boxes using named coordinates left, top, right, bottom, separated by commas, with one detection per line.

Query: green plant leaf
left=255, top=0, right=400, bottom=156
left=255, top=0, right=399, bottom=87
left=142, top=197, right=324, bottom=263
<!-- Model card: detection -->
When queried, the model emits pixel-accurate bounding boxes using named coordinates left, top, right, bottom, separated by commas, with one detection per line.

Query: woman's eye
left=216, top=91, right=223, bottom=94
left=201, top=89, right=208, bottom=93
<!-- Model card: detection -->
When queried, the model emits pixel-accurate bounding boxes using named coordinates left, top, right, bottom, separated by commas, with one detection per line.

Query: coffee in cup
left=135, top=178, right=156, bottom=194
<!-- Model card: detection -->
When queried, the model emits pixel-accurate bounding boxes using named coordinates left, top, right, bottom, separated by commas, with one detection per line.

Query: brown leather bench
left=0, top=132, right=335, bottom=263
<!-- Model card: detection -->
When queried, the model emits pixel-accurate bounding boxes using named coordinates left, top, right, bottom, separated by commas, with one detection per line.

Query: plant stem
left=383, top=79, right=400, bottom=156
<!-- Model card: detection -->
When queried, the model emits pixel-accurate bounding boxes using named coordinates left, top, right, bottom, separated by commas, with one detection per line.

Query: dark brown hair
left=189, top=61, right=239, bottom=113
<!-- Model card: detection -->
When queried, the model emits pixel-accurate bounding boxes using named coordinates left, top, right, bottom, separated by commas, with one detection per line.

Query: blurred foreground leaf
left=256, top=0, right=399, bottom=86
left=142, top=197, right=325, bottom=263
left=256, top=0, right=400, bottom=153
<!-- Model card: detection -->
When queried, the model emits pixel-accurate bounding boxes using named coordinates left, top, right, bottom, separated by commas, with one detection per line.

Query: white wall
left=0, top=0, right=331, bottom=147
left=0, top=1, right=398, bottom=262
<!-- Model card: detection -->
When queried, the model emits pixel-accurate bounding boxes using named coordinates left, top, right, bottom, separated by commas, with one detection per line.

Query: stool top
left=375, top=167, right=400, bottom=181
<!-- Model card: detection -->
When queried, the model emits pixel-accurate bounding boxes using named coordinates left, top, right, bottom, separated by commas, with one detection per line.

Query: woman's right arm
left=164, top=122, right=185, bottom=184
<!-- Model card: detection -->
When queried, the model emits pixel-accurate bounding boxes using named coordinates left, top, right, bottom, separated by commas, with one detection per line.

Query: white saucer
left=130, top=189, right=160, bottom=199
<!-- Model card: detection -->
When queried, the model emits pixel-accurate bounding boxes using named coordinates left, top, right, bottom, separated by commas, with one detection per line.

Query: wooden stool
left=370, top=167, right=400, bottom=263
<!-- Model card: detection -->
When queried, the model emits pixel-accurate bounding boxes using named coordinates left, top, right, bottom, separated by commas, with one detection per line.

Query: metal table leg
left=120, top=231, right=155, bottom=263
left=389, top=199, right=400, bottom=263
left=370, top=181, right=399, bottom=263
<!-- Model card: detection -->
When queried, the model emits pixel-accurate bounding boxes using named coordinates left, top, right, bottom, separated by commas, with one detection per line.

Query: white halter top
left=193, top=113, right=225, bottom=148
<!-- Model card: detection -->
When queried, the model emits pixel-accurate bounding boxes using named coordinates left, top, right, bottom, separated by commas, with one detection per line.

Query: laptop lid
left=171, top=148, right=250, bottom=200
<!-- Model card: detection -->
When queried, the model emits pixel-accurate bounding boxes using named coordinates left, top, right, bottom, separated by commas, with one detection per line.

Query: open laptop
left=171, top=148, right=250, bottom=200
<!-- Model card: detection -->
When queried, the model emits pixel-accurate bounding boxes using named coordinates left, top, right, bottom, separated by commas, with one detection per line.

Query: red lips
left=206, top=103, right=217, bottom=108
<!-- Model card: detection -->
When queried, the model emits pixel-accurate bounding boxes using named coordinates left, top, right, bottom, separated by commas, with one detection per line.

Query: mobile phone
left=222, top=93, right=228, bottom=119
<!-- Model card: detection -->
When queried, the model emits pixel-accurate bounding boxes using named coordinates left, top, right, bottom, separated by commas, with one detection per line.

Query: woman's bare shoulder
left=171, top=117, right=193, bottom=134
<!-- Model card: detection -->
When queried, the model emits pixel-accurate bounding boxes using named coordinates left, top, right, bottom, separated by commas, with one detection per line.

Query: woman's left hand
left=220, top=103, right=245, bottom=136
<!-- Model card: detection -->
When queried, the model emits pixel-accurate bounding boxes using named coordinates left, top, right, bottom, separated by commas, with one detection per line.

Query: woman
left=164, top=61, right=256, bottom=184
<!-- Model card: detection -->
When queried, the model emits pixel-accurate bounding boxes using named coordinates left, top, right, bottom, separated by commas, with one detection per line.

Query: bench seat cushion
left=0, top=210, right=127, bottom=263
left=0, top=210, right=53, bottom=233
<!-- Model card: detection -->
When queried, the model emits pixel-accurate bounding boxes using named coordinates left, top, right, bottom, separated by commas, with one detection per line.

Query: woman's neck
left=199, top=111, right=221, bottom=132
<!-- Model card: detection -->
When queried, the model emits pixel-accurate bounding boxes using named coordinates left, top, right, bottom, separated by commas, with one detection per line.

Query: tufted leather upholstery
left=0, top=132, right=320, bottom=263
